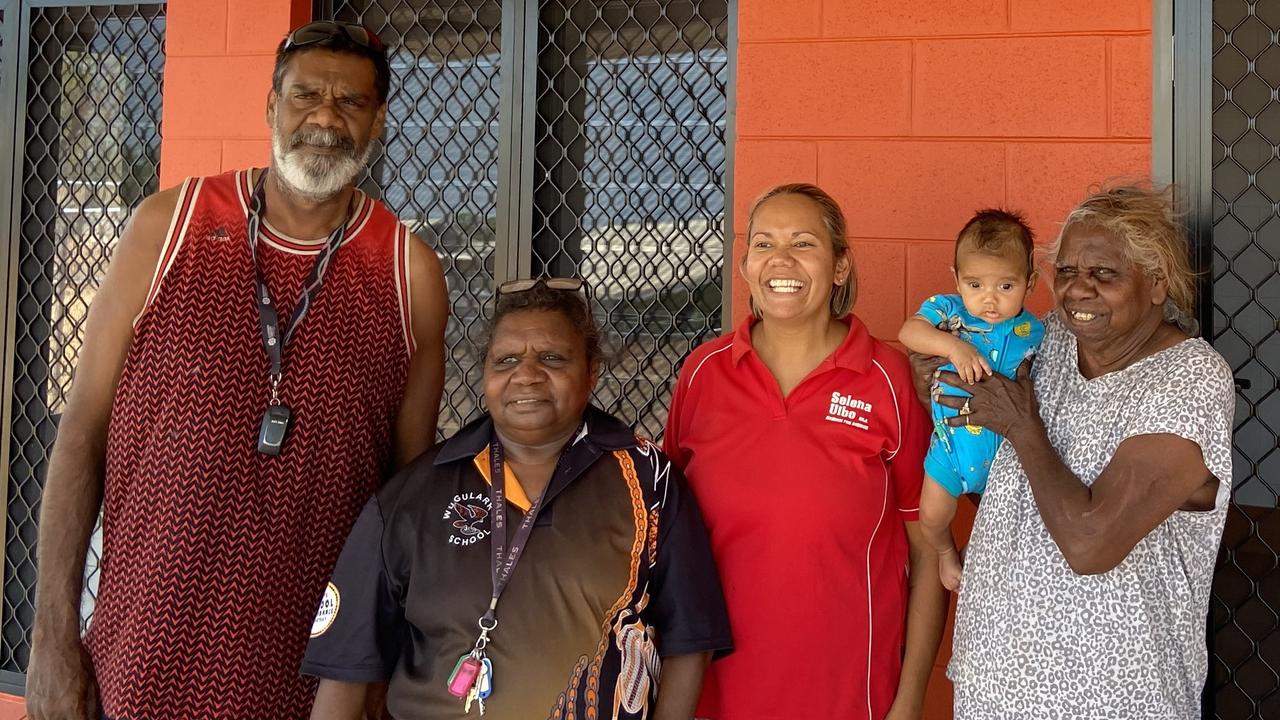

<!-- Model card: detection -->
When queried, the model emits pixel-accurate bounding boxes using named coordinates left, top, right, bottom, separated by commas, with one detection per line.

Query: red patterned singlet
left=86, top=169, right=418, bottom=719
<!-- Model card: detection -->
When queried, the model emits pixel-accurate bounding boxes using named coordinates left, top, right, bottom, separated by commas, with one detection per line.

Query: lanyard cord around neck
left=477, top=425, right=581, bottom=643
left=246, top=169, right=351, bottom=398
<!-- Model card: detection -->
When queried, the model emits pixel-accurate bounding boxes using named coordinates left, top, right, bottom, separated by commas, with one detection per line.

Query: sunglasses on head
left=498, top=277, right=585, bottom=295
left=285, top=21, right=385, bottom=53
left=497, top=278, right=592, bottom=309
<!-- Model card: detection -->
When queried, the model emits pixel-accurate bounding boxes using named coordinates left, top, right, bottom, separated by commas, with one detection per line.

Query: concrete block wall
left=731, top=0, right=1154, bottom=341
left=158, top=0, right=312, bottom=188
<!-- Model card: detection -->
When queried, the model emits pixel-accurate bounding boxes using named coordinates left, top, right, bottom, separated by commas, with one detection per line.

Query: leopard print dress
left=948, top=313, right=1235, bottom=720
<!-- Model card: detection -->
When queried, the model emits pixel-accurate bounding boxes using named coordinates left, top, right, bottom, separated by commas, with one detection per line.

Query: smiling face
left=266, top=49, right=386, bottom=200
left=1052, top=225, right=1167, bottom=350
left=741, top=193, right=850, bottom=324
left=484, top=309, right=597, bottom=447
left=954, top=247, right=1034, bottom=323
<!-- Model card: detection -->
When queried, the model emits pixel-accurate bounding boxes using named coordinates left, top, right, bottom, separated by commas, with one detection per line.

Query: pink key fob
left=447, top=654, right=483, bottom=697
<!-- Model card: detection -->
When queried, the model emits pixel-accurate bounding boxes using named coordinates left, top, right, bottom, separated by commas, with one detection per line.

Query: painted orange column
left=159, top=0, right=312, bottom=188
left=0, top=1, right=311, bottom=713
left=732, top=2, right=1152, bottom=718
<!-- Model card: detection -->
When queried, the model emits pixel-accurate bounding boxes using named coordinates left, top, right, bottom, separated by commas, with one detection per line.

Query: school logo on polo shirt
left=825, top=390, right=873, bottom=430
left=443, top=491, right=492, bottom=546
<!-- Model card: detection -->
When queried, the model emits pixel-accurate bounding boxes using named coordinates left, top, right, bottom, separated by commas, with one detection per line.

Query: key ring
left=473, top=615, right=498, bottom=651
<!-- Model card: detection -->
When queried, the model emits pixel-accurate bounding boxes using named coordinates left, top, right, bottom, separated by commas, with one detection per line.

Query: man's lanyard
left=247, top=169, right=350, bottom=455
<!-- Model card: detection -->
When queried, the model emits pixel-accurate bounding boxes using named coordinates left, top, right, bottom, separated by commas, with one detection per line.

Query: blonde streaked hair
left=1051, top=182, right=1199, bottom=334
left=745, top=183, right=857, bottom=319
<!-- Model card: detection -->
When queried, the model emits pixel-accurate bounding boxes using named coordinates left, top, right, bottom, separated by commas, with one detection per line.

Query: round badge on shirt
left=311, top=582, right=341, bottom=637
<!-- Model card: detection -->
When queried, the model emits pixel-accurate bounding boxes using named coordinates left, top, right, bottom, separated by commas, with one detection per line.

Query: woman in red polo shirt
left=664, top=184, right=945, bottom=720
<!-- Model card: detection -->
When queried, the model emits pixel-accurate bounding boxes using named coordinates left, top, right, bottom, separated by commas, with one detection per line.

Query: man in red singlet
left=26, top=22, right=449, bottom=720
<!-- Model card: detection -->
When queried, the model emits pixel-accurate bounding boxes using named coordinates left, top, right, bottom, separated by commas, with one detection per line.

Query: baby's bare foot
left=939, top=548, right=963, bottom=591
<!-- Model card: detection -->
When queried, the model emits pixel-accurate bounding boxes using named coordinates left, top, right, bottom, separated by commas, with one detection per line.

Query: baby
left=898, top=209, right=1045, bottom=590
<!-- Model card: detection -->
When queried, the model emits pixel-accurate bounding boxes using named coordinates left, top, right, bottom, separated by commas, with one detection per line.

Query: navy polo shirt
left=303, top=406, right=732, bottom=719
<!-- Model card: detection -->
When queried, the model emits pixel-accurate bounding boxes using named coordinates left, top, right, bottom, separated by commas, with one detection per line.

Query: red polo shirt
left=664, top=315, right=929, bottom=720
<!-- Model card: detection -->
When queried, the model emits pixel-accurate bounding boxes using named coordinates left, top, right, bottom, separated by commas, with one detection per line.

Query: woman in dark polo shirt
left=304, top=278, right=731, bottom=720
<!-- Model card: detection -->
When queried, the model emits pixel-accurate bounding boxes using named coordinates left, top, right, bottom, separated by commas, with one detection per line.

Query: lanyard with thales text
left=248, top=169, right=350, bottom=456
left=445, top=428, right=580, bottom=714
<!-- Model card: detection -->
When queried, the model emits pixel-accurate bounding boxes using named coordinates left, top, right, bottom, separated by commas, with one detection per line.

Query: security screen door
left=316, top=0, right=732, bottom=440
left=1203, top=1, right=1280, bottom=717
left=0, top=0, right=165, bottom=691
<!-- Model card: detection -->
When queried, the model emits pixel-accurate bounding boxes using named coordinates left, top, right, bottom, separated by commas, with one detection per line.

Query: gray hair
left=1051, top=182, right=1199, bottom=334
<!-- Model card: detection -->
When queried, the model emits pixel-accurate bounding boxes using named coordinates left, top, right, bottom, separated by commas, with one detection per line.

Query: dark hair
left=482, top=281, right=601, bottom=369
left=954, top=208, right=1036, bottom=277
left=746, top=183, right=856, bottom=318
left=272, top=30, right=391, bottom=104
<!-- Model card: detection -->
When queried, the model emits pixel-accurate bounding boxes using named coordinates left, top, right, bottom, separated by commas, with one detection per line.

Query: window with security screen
left=341, top=1, right=505, bottom=438
left=319, top=0, right=731, bottom=440
left=0, top=1, right=165, bottom=680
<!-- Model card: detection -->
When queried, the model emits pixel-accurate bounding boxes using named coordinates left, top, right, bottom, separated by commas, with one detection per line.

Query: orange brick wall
left=731, top=2, right=1152, bottom=719
left=158, top=0, right=312, bottom=188
left=731, top=0, right=1153, bottom=334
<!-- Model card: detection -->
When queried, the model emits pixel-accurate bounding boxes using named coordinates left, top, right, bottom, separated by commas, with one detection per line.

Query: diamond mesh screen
left=324, top=0, right=502, bottom=439
left=531, top=0, right=728, bottom=439
left=1209, top=1, right=1280, bottom=716
left=318, top=0, right=728, bottom=440
left=2, top=2, right=164, bottom=674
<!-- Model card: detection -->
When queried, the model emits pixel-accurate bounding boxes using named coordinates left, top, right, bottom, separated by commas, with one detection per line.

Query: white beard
left=270, top=129, right=372, bottom=202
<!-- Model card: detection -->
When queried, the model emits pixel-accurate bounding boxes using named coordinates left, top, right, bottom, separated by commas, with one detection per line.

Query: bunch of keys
left=447, top=650, right=494, bottom=715
left=466, top=657, right=494, bottom=714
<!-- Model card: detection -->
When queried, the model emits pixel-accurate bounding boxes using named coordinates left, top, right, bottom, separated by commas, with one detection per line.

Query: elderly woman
left=303, top=278, right=732, bottom=720
left=664, top=184, right=944, bottom=720
left=941, top=184, right=1235, bottom=719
